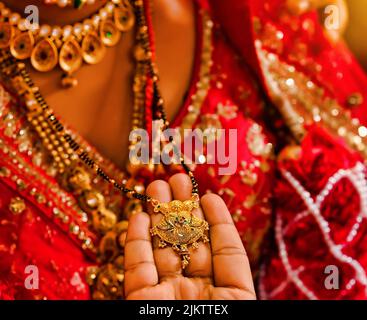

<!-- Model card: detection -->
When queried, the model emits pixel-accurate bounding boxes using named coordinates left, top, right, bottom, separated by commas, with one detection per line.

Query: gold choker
left=0, top=0, right=135, bottom=87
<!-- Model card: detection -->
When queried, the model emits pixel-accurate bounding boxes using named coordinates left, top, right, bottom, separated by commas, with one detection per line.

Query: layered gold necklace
left=0, top=0, right=135, bottom=87
left=0, top=0, right=213, bottom=299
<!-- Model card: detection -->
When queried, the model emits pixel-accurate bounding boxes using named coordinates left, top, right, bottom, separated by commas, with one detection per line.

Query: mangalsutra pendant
left=150, top=196, right=209, bottom=269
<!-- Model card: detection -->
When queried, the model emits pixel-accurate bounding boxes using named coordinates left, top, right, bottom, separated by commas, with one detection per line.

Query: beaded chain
left=0, top=0, right=199, bottom=207
left=45, top=0, right=99, bottom=9
left=0, top=0, right=137, bottom=87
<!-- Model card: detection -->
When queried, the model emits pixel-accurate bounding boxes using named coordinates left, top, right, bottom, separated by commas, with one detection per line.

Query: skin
left=5, top=0, right=196, bottom=168
left=5, top=1, right=256, bottom=300
left=125, top=173, right=256, bottom=300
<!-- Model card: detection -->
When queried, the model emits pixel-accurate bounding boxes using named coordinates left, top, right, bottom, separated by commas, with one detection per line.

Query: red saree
left=1, top=0, right=367, bottom=299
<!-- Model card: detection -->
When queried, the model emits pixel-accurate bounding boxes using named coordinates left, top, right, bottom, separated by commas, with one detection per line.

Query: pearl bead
left=63, top=25, right=73, bottom=39
left=99, top=9, right=108, bottom=20
left=106, top=2, right=115, bottom=13
left=73, top=23, right=83, bottom=37
left=280, top=163, right=367, bottom=293
left=57, top=0, right=69, bottom=8
left=51, top=26, right=62, bottom=38
left=9, top=13, right=20, bottom=24
left=39, top=25, right=51, bottom=37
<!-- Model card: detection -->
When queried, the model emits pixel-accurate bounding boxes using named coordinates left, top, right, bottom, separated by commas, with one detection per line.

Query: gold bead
left=9, top=197, right=26, bottom=215
left=347, top=92, right=364, bottom=108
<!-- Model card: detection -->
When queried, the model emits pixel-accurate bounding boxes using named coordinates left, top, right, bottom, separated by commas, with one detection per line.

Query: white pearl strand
left=275, top=213, right=318, bottom=299
left=259, top=162, right=367, bottom=299
left=281, top=163, right=367, bottom=292
left=1, top=0, right=121, bottom=41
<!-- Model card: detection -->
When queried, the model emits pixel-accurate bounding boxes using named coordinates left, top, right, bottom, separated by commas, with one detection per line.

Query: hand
left=124, top=173, right=256, bottom=300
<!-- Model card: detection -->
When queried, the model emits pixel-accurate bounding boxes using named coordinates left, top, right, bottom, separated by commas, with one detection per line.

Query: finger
left=146, top=180, right=182, bottom=278
left=168, top=173, right=203, bottom=218
left=124, top=212, right=158, bottom=297
left=201, top=193, right=255, bottom=294
left=168, top=173, right=212, bottom=278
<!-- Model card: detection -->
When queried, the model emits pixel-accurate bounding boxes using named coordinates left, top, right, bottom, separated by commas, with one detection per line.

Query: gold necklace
left=0, top=0, right=211, bottom=286
left=45, top=0, right=99, bottom=9
left=0, top=0, right=135, bottom=87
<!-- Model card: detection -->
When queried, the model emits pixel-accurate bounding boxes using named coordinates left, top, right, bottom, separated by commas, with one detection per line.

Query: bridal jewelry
left=45, top=0, right=98, bottom=9
left=0, top=0, right=135, bottom=87
left=151, top=196, right=209, bottom=269
left=0, top=0, right=210, bottom=274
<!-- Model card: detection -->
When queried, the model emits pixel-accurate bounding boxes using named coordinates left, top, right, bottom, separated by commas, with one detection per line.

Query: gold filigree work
left=150, top=198, right=209, bottom=269
left=8, top=197, right=26, bottom=214
left=256, top=42, right=367, bottom=158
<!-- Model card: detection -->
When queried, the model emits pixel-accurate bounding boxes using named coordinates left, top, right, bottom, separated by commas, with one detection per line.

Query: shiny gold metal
left=9, top=197, right=26, bottom=215
left=31, top=38, right=58, bottom=72
left=114, top=1, right=135, bottom=32
left=150, top=197, right=209, bottom=269
left=100, top=20, right=121, bottom=47
left=81, top=32, right=106, bottom=64
left=59, top=38, right=83, bottom=73
left=0, top=22, right=13, bottom=49
left=10, top=31, right=35, bottom=60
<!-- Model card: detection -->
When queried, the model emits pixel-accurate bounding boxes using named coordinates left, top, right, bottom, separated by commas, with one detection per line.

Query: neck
left=2, top=0, right=108, bottom=25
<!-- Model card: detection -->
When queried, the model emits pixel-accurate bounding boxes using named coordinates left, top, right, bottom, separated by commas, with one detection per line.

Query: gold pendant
left=0, top=23, right=14, bottom=49
left=100, top=20, right=121, bottom=47
left=81, top=32, right=106, bottom=64
left=31, top=38, right=58, bottom=72
left=114, top=1, right=135, bottom=32
left=150, top=197, right=209, bottom=269
left=59, top=38, right=83, bottom=74
left=10, top=31, right=35, bottom=60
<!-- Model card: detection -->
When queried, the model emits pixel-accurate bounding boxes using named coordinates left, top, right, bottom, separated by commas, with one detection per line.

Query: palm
left=124, top=174, right=256, bottom=300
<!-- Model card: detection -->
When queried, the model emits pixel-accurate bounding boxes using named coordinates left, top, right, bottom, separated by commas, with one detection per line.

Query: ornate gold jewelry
left=0, top=0, right=135, bottom=87
left=150, top=196, right=209, bottom=269
left=45, top=0, right=97, bottom=9
left=0, top=0, right=213, bottom=298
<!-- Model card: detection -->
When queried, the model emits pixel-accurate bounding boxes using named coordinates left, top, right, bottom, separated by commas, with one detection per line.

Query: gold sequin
left=347, top=92, right=364, bottom=108
left=246, top=123, right=273, bottom=157
left=9, top=197, right=26, bottom=215
left=217, top=102, right=238, bottom=120
left=256, top=44, right=367, bottom=158
left=0, top=166, right=10, bottom=177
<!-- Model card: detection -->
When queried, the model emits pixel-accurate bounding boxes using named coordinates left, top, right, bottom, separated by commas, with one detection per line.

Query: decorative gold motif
left=10, top=31, right=34, bottom=60
left=9, top=197, right=26, bottom=214
left=217, top=102, right=238, bottom=120
left=246, top=123, right=273, bottom=157
left=0, top=166, right=11, bottom=177
left=100, top=20, right=121, bottom=47
left=0, top=0, right=134, bottom=86
left=150, top=197, right=209, bottom=269
left=81, top=32, right=106, bottom=64
left=0, top=22, right=13, bottom=49
left=256, top=43, right=367, bottom=158
left=239, top=161, right=258, bottom=186
left=62, top=166, right=118, bottom=234
left=59, top=38, right=83, bottom=73
left=0, top=2, right=213, bottom=299
left=347, top=92, right=364, bottom=108
left=198, top=114, right=222, bottom=143
left=87, top=261, right=125, bottom=300
left=114, top=1, right=135, bottom=32
left=31, top=38, right=58, bottom=72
